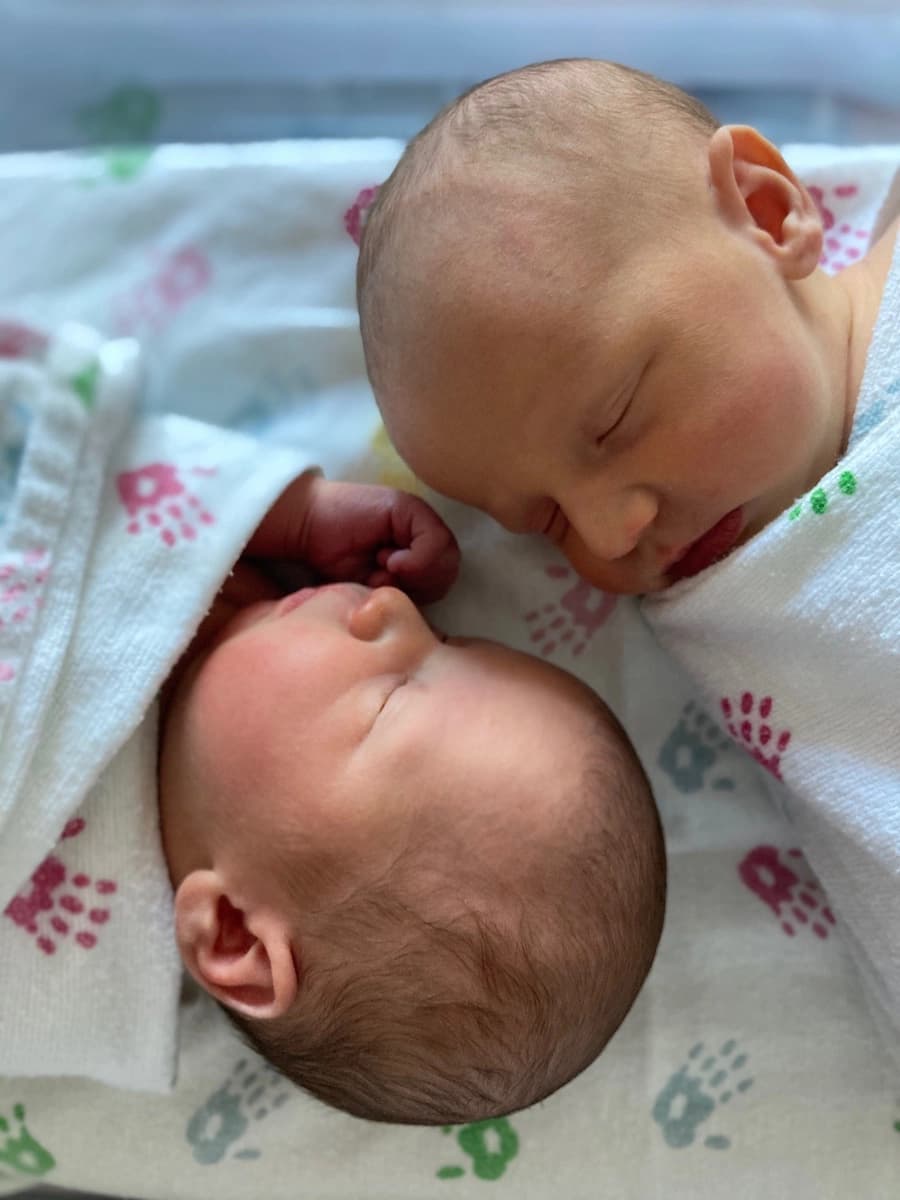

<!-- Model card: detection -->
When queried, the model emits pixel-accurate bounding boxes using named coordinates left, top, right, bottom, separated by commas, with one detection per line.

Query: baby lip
left=667, top=508, right=743, bottom=582
left=276, top=587, right=318, bottom=616
left=277, top=582, right=372, bottom=617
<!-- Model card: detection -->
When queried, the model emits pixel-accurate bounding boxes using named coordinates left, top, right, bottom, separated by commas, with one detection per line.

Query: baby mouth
left=276, top=582, right=371, bottom=616
left=667, top=508, right=743, bottom=583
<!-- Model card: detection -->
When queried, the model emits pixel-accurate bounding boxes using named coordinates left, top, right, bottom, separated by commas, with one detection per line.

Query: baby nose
left=348, top=585, right=420, bottom=641
left=576, top=487, right=658, bottom=561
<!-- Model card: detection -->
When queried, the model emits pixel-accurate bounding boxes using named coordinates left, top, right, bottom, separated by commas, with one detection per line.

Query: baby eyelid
left=596, top=391, right=634, bottom=444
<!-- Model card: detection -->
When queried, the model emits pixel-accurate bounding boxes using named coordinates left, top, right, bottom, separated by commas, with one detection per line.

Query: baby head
left=158, top=582, right=664, bottom=1123
left=358, top=59, right=846, bottom=594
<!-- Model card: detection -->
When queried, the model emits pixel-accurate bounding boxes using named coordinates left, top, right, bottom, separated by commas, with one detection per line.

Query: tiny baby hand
left=248, top=475, right=460, bottom=604
left=305, top=479, right=460, bottom=603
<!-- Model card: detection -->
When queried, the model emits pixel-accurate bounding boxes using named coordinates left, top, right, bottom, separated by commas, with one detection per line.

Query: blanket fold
left=647, top=231, right=900, bottom=1055
left=0, top=324, right=308, bottom=1090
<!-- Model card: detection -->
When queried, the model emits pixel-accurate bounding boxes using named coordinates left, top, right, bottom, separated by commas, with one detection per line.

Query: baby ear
left=172, top=869, right=299, bottom=1020
left=707, top=125, right=822, bottom=279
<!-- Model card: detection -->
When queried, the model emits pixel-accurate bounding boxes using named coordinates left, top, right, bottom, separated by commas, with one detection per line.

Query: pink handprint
left=720, top=691, right=791, bottom=780
left=524, top=564, right=617, bottom=657
left=0, top=548, right=50, bottom=661
left=117, top=462, right=217, bottom=547
left=111, top=245, right=212, bottom=336
left=807, top=182, right=868, bottom=273
left=3, top=818, right=118, bottom=955
left=739, top=844, right=835, bottom=940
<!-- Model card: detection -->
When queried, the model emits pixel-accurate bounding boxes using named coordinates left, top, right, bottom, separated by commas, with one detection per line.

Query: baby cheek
left=704, top=360, right=803, bottom=477
left=188, top=641, right=279, bottom=786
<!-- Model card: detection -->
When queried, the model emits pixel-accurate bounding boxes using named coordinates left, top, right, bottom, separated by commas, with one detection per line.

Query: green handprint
left=438, top=1117, right=519, bottom=1181
left=0, top=1104, right=55, bottom=1177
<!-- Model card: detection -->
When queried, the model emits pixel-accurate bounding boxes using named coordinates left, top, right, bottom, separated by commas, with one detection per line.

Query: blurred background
left=1, top=0, right=899, bottom=154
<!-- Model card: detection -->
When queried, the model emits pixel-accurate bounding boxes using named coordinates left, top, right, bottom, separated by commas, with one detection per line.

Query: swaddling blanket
left=647, top=231, right=900, bottom=1052
left=0, top=324, right=306, bottom=1091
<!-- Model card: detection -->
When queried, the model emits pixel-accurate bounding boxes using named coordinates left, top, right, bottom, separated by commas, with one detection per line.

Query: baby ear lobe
left=707, top=124, right=822, bottom=279
left=172, top=870, right=299, bottom=1020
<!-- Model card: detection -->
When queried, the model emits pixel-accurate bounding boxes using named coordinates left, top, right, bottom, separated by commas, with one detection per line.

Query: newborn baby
left=356, top=60, right=900, bottom=1052
left=0, top=323, right=663, bottom=1126
left=158, top=473, right=665, bottom=1124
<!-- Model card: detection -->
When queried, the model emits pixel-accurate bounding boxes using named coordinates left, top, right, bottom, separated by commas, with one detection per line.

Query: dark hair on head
left=224, top=701, right=666, bottom=1124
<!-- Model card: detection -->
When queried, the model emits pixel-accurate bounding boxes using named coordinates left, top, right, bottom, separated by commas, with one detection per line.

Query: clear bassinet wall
left=1, top=0, right=899, bottom=152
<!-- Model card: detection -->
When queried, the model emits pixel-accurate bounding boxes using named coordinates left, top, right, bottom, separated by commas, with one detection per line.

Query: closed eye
left=596, top=357, right=650, bottom=445
left=595, top=390, right=633, bottom=444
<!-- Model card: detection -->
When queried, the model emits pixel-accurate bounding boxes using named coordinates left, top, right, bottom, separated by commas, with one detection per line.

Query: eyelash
left=596, top=390, right=633, bottom=445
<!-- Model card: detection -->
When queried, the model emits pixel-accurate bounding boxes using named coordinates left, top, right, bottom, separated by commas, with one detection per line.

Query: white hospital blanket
left=0, top=139, right=895, bottom=1200
left=0, top=325, right=307, bottom=1092
left=647, top=230, right=900, bottom=1053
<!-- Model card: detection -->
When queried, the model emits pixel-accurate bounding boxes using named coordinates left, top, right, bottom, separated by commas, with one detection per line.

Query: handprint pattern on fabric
left=185, top=1058, right=292, bottom=1165
left=111, top=246, right=212, bottom=337
left=117, top=461, right=217, bottom=547
left=652, top=1039, right=754, bottom=1151
left=809, top=182, right=869, bottom=273
left=0, top=1104, right=55, bottom=1180
left=524, top=565, right=617, bottom=657
left=437, top=1117, right=520, bottom=1182
left=720, top=691, right=791, bottom=780
left=0, top=547, right=50, bottom=684
left=3, top=818, right=118, bottom=955
left=658, top=701, right=736, bottom=793
left=739, top=844, right=836, bottom=939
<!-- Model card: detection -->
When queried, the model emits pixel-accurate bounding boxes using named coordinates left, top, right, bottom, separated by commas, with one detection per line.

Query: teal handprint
left=653, top=1039, right=754, bottom=1151
left=186, top=1058, right=291, bottom=1165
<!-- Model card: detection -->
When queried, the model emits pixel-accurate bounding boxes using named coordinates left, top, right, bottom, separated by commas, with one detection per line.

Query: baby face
left=167, top=582, right=601, bottom=899
left=379, top=218, right=841, bottom=595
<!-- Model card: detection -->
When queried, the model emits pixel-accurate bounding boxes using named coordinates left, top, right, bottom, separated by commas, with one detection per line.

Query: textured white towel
left=647, top=228, right=900, bottom=1054
left=0, top=325, right=308, bottom=1090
